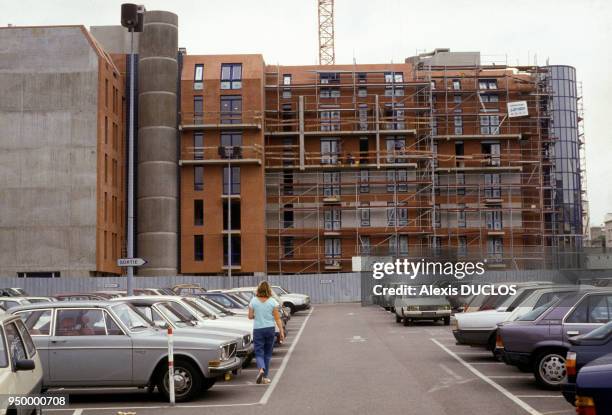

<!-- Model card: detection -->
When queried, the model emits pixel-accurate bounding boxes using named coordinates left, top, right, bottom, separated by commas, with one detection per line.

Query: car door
left=564, top=294, right=612, bottom=341
left=3, top=321, right=33, bottom=395
left=48, top=308, right=132, bottom=384
left=14, top=309, right=52, bottom=380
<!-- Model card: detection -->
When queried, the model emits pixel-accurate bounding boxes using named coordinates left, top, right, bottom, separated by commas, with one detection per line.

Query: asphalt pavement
left=46, top=303, right=575, bottom=415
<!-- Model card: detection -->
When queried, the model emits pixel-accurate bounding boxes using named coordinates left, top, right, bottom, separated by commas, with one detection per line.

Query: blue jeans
left=253, top=326, right=275, bottom=376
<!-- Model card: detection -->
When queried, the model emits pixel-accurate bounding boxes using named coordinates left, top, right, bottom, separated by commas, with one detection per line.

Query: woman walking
left=248, top=281, right=285, bottom=384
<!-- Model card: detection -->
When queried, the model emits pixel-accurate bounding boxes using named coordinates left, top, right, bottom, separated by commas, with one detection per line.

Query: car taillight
left=575, top=396, right=596, bottom=415
left=566, top=351, right=577, bottom=377
left=495, top=332, right=504, bottom=350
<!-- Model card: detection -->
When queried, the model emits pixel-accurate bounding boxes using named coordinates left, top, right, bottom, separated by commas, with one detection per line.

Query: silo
left=137, top=11, right=179, bottom=275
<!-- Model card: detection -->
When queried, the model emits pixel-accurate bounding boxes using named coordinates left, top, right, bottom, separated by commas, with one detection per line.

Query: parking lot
left=43, top=303, right=574, bottom=415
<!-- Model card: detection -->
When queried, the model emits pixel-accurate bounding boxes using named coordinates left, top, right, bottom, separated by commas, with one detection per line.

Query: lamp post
left=225, top=146, right=233, bottom=289
left=121, top=4, right=144, bottom=295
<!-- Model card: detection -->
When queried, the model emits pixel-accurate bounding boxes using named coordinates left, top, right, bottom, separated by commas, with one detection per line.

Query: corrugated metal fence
left=3, top=269, right=612, bottom=304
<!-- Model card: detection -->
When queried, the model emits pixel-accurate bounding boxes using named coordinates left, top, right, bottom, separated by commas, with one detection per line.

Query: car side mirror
left=154, top=321, right=168, bottom=329
left=15, top=359, right=35, bottom=371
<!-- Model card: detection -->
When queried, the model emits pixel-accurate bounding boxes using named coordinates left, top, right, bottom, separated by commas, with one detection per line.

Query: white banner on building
left=507, top=101, right=529, bottom=118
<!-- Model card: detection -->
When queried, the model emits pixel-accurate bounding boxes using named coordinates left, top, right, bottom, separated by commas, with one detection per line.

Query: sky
left=2, top=0, right=611, bottom=226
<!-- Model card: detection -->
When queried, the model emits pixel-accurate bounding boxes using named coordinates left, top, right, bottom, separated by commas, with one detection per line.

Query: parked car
left=0, top=312, right=43, bottom=415
left=173, top=284, right=207, bottom=296
left=223, top=288, right=292, bottom=321
left=22, top=296, right=56, bottom=304
left=114, top=297, right=253, bottom=366
left=11, top=301, right=242, bottom=402
left=0, top=297, right=31, bottom=311
left=497, top=288, right=612, bottom=389
left=562, top=321, right=612, bottom=405
left=0, top=288, right=29, bottom=297
left=54, top=292, right=109, bottom=301
left=93, top=290, right=127, bottom=298
left=453, top=285, right=579, bottom=351
left=573, top=352, right=612, bottom=415
left=271, top=285, right=311, bottom=314
left=394, top=290, right=452, bottom=326
left=134, top=288, right=176, bottom=296
left=199, top=292, right=248, bottom=310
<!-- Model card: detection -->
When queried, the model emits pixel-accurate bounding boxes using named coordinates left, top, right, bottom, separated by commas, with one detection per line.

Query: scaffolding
left=263, top=61, right=557, bottom=274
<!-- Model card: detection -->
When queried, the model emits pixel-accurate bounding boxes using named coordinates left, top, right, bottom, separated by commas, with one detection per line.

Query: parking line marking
left=259, top=307, right=314, bottom=405
left=515, top=395, right=565, bottom=399
left=488, top=375, right=534, bottom=379
left=72, top=410, right=82, bottom=415
left=431, top=338, right=542, bottom=415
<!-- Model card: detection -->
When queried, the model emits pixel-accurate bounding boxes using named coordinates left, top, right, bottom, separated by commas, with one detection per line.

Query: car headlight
left=451, top=317, right=458, bottom=329
left=220, top=345, right=229, bottom=361
left=243, top=334, right=252, bottom=346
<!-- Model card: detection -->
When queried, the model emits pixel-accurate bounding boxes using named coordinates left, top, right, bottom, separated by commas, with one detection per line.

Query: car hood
left=281, top=293, right=308, bottom=301
left=130, top=327, right=233, bottom=348
left=456, top=309, right=510, bottom=329
left=198, top=317, right=254, bottom=333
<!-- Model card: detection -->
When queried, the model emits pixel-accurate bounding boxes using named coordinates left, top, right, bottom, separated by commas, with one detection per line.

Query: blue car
left=574, top=352, right=612, bottom=414
left=563, top=321, right=612, bottom=405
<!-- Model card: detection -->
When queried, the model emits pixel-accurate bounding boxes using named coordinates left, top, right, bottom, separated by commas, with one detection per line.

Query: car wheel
left=403, top=318, right=413, bottom=326
left=202, top=377, right=216, bottom=391
left=534, top=349, right=567, bottom=389
left=517, top=363, right=531, bottom=373
left=157, top=358, right=204, bottom=402
left=395, top=315, right=402, bottom=323
left=284, top=303, right=296, bottom=315
left=443, top=316, right=451, bottom=326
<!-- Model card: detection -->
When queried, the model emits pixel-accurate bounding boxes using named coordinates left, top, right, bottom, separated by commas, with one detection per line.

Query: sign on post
left=117, top=258, right=147, bottom=267
left=507, top=101, right=529, bottom=118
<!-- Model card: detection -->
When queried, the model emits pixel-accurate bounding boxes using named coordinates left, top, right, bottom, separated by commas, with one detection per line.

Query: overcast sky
left=3, top=0, right=611, bottom=226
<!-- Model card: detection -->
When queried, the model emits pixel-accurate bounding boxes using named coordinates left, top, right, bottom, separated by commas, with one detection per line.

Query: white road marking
left=432, top=338, right=542, bottom=415
left=259, top=308, right=313, bottom=404
left=439, top=363, right=463, bottom=381
left=72, top=410, right=83, bottom=415
left=488, top=375, right=534, bottom=379
left=515, top=395, right=565, bottom=399
left=348, top=335, right=367, bottom=343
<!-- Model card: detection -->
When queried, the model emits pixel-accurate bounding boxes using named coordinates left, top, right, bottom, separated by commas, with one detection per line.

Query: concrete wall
left=0, top=27, right=100, bottom=277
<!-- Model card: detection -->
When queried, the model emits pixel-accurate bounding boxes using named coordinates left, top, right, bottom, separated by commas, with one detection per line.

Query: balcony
left=265, top=149, right=426, bottom=170
left=180, top=110, right=263, bottom=131
left=179, top=145, right=264, bottom=166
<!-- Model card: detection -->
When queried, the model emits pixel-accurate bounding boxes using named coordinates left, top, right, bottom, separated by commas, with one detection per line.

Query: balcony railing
left=180, top=145, right=264, bottom=165
left=180, top=111, right=263, bottom=130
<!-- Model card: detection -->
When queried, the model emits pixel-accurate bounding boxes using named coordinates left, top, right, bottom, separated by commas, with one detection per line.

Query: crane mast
left=318, top=0, right=335, bottom=65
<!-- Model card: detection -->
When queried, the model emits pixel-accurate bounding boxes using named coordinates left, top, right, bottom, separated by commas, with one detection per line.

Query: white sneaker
left=262, top=377, right=272, bottom=384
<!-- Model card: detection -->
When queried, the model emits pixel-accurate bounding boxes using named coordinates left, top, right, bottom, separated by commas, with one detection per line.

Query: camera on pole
left=121, top=4, right=145, bottom=32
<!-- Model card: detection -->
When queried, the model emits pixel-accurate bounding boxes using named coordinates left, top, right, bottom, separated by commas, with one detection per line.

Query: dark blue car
left=573, top=352, right=612, bottom=414
left=563, top=321, right=612, bottom=405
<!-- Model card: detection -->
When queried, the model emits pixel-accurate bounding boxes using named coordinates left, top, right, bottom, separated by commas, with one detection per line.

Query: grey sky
left=3, top=0, right=611, bottom=226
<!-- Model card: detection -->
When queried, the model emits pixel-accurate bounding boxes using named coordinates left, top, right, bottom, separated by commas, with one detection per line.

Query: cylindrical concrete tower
left=137, top=11, right=179, bottom=276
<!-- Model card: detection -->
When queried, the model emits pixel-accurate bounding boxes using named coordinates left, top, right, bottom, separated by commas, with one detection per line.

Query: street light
left=121, top=4, right=145, bottom=296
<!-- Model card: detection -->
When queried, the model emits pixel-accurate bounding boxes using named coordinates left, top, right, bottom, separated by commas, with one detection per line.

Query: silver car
left=11, top=301, right=242, bottom=402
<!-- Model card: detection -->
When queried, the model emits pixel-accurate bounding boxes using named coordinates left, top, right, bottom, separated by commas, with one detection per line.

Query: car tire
left=403, top=318, right=413, bottom=326
left=284, top=303, right=296, bottom=315
left=203, top=377, right=216, bottom=391
left=443, top=316, right=451, bottom=326
left=395, top=315, right=402, bottom=323
left=533, top=349, right=567, bottom=390
left=157, top=358, right=204, bottom=402
left=517, top=363, right=532, bottom=373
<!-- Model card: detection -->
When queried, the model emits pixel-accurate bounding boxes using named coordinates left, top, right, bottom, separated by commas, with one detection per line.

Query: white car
left=452, top=284, right=580, bottom=350
left=271, top=286, right=311, bottom=314
left=0, top=313, right=43, bottom=415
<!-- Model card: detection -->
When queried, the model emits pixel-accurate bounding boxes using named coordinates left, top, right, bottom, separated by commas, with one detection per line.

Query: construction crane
left=318, top=0, right=335, bottom=65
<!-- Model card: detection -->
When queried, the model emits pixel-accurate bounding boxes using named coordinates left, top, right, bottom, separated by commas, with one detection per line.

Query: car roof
left=10, top=301, right=116, bottom=312
left=113, top=295, right=185, bottom=302
left=554, top=288, right=612, bottom=307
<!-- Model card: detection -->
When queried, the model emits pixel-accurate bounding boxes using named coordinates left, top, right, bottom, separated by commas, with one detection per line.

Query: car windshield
left=182, top=298, right=216, bottom=319
left=111, top=303, right=151, bottom=330
left=200, top=297, right=234, bottom=316
left=157, top=288, right=175, bottom=295
left=479, top=293, right=511, bottom=311
left=228, top=293, right=249, bottom=307
left=582, top=321, right=612, bottom=340
left=157, top=302, right=198, bottom=327
left=518, top=298, right=559, bottom=321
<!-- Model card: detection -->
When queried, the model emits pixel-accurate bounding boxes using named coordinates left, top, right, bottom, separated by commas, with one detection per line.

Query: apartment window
left=194, top=166, right=204, bottom=191
left=388, top=203, right=407, bottom=226
left=220, top=96, right=242, bottom=124
left=194, top=235, right=204, bottom=261
left=104, top=191, right=108, bottom=221
left=194, top=64, right=204, bottom=81
left=320, top=72, right=339, bottom=84
left=194, top=200, right=204, bottom=226
left=434, top=173, right=440, bottom=196
left=320, top=108, right=340, bottom=132
left=387, top=169, right=408, bottom=193
left=432, top=143, right=438, bottom=168
left=430, top=80, right=436, bottom=90
left=452, top=79, right=461, bottom=90
left=324, top=207, right=341, bottom=231
left=480, top=93, right=499, bottom=103
left=223, top=200, right=241, bottom=230
left=482, top=142, right=501, bottom=166
left=487, top=236, right=503, bottom=262
left=456, top=172, right=465, bottom=195
left=360, top=236, right=371, bottom=255
left=486, top=210, right=503, bottom=230
left=324, top=238, right=341, bottom=264
left=112, top=233, right=117, bottom=259
left=104, top=117, right=108, bottom=144
left=282, top=88, right=292, bottom=99
left=223, top=166, right=240, bottom=195
left=112, top=196, right=117, bottom=224
left=104, top=231, right=108, bottom=260
left=455, top=141, right=464, bottom=167
left=112, top=123, right=118, bottom=151
left=385, top=105, right=405, bottom=130
left=221, top=63, right=242, bottom=90
left=458, top=236, right=467, bottom=257
left=385, top=72, right=403, bottom=83
left=386, top=137, right=406, bottom=163
left=221, top=132, right=242, bottom=150
left=453, top=94, right=462, bottom=108
left=321, top=138, right=339, bottom=164
left=323, top=171, right=340, bottom=197
left=283, top=204, right=293, bottom=228
left=193, top=95, right=203, bottom=119
left=433, top=205, right=441, bottom=228
left=432, top=236, right=442, bottom=254
left=360, top=206, right=370, bottom=226
left=223, top=235, right=241, bottom=266
left=358, top=87, right=367, bottom=97
left=359, top=136, right=369, bottom=164
left=105, top=79, right=109, bottom=107
left=458, top=203, right=466, bottom=228
left=359, top=170, right=369, bottom=193
left=479, top=79, right=497, bottom=90
left=397, top=205, right=408, bottom=226
left=283, top=170, right=294, bottom=194
left=431, top=114, right=438, bottom=136
left=454, top=115, right=463, bottom=135
left=320, top=87, right=340, bottom=98
left=194, top=132, right=204, bottom=160
left=283, top=237, right=294, bottom=258
left=357, top=72, right=367, bottom=83
left=358, top=105, right=368, bottom=131
left=389, top=235, right=408, bottom=256
left=484, top=173, right=501, bottom=198
left=385, top=72, right=404, bottom=96
left=112, top=159, right=118, bottom=187
left=480, top=115, right=500, bottom=135
left=283, top=74, right=292, bottom=85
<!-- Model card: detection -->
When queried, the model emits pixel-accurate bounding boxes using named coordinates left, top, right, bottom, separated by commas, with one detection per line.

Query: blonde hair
left=256, top=281, right=272, bottom=298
